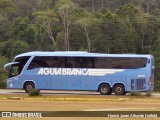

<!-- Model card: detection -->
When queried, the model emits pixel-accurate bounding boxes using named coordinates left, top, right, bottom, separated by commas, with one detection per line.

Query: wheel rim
left=26, top=85, right=33, bottom=91
left=116, top=87, right=122, bottom=93
left=101, top=86, right=108, bottom=93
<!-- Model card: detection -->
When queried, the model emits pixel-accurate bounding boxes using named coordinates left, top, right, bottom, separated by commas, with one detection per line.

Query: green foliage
left=33, top=10, right=58, bottom=22
left=0, top=56, right=8, bottom=88
left=116, top=4, right=138, bottom=17
left=145, top=92, right=152, bottom=97
left=28, top=89, right=41, bottom=96
left=12, top=17, right=30, bottom=39
left=55, top=0, right=78, bottom=51
left=0, top=0, right=16, bottom=15
left=1, top=40, right=29, bottom=58
left=0, top=0, right=12, bottom=8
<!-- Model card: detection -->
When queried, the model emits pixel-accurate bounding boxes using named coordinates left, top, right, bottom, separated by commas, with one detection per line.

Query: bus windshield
left=8, top=56, right=30, bottom=78
left=9, top=63, right=20, bottom=77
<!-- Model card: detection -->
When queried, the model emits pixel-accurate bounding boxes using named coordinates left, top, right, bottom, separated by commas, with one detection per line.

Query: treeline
left=0, top=0, right=160, bottom=91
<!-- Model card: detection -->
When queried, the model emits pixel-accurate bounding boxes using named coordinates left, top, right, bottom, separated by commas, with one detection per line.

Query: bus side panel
left=37, top=75, right=52, bottom=89
left=52, top=75, right=82, bottom=90
left=21, top=74, right=37, bottom=89
left=7, top=77, right=20, bottom=89
left=81, top=76, right=95, bottom=90
left=21, top=69, right=38, bottom=89
left=111, top=76, right=123, bottom=87
left=95, top=76, right=112, bottom=90
left=52, top=76, right=67, bottom=90
left=52, top=76, right=95, bottom=91
left=66, top=75, right=81, bottom=90
left=122, top=77, right=130, bottom=92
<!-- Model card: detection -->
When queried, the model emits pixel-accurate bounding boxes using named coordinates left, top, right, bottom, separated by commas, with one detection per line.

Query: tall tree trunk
left=66, top=19, right=70, bottom=51
left=84, top=25, right=91, bottom=52
left=62, top=15, right=70, bottom=51
left=63, top=18, right=67, bottom=51
left=45, top=20, right=57, bottom=50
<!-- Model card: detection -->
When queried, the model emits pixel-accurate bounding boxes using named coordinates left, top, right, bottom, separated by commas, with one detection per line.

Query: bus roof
left=15, top=51, right=153, bottom=58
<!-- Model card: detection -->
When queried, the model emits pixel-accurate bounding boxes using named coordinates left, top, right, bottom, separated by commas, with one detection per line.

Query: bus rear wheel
left=24, top=82, right=35, bottom=93
left=99, top=84, right=111, bottom=95
left=113, top=84, right=125, bottom=95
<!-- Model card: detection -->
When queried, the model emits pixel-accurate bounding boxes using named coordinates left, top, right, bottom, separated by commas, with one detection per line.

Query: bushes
left=0, top=79, right=6, bottom=88
left=0, top=56, right=8, bottom=88
left=28, top=89, right=41, bottom=96
left=145, top=92, right=152, bottom=97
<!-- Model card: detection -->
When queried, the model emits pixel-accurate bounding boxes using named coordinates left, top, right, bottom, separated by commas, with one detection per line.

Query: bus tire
left=99, top=84, right=111, bottom=95
left=113, top=84, right=125, bottom=95
left=24, top=82, right=35, bottom=93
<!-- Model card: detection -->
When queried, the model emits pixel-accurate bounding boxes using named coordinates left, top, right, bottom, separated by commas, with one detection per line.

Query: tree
left=0, top=0, right=16, bottom=22
left=75, top=11, right=99, bottom=52
left=0, top=56, right=8, bottom=88
left=150, top=30, right=160, bottom=91
left=1, top=40, right=29, bottom=59
left=116, top=4, right=145, bottom=53
left=55, top=0, right=77, bottom=51
left=100, top=11, right=130, bottom=53
left=12, top=17, right=30, bottom=39
left=33, top=10, right=59, bottom=50
left=0, top=0, right=16, bottom=45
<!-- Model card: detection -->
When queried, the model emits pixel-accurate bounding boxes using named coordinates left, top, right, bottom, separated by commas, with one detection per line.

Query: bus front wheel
left=99, top=84, right=111, bottom=95
left=24, top=82, right=35, bottom=93
left=113, top=84, right=126, bottom=95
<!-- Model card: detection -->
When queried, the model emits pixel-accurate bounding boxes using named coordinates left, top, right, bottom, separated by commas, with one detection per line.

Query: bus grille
left=131, top=79, right=146, bottom=90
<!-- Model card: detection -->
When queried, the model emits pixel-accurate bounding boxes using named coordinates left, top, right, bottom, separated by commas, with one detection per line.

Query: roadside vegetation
left=28, top=89, right=41, bottom=96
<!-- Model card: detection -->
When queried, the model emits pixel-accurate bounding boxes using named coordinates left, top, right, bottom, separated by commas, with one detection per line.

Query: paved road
left=1, top=89, right=160, bottom=97
left=0, top=89, right=101, bottom=96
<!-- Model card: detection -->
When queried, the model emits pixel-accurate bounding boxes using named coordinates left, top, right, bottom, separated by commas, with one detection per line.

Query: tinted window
left=66, top=57, right=94, bottom=68
left=94, top=57, right=117, bottom=68
left=14, top=56, right=30, bottom=65
left=28, top=56, right=94, bottom=69
left=28, top=56, right=65, bottom=69
left=28, top=56, right=147, bottom=69
left=118, top=57, right=147, bottom=69
left=94, top=57, right=147, bottom=69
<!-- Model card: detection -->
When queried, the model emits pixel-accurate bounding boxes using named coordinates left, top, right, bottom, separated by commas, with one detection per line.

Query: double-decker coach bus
left=4, top=51, right=154, bottom=95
